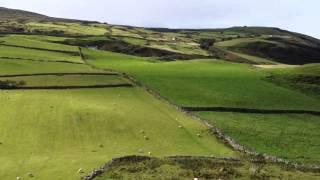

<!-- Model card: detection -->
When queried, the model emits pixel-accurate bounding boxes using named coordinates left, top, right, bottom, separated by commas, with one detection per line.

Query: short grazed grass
left=84, top=48, right=320, bottom=111
left=0, top=46, right=81, bottom=63
left=0, top=75, right=127, bottom=87
left=0, top=35, right=78, bottom=52
left=0, top=88, right=235, bottom=179
left=196, top=112, right=320, bottom=164
left=0, top=58, right=104, bottom=75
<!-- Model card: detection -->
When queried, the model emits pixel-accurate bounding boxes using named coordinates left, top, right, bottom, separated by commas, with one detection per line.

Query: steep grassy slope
left=0, top=36, right=235, bottom=179
left=0, top=58, right=103, bottom=75
left=84, top=49, right=320, bottom=111
left=0, top=35, right=77, bottom=52
left=197, top=112, right=320, bottom=164
left=0, top=45, right=81, bottom=63
left=2, top=7, right=320, bottom=64
left=83, top=48, right=320, bottom=164
left=0, top=87, right=234, bottom=179
left=265, top=64, right=320, bottom=98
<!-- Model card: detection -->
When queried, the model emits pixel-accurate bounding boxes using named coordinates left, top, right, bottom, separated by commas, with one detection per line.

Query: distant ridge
left=0, top=7, right=96, bottom=23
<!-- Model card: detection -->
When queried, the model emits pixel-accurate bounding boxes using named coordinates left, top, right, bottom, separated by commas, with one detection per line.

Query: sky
left=1, top=0, right=319, bottom=38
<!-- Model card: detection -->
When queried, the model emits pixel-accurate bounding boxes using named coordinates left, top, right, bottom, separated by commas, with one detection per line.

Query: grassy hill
left=0, top=7, right=320, bottom=180
left=1, top=7, right=320, bottom=65
left=0, top=35, right=235, bottom=179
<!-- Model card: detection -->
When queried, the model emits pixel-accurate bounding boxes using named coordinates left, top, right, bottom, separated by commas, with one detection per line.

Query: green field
left=0, top=39, right=235, bottom=179
left=0, top=17, right=320, bottom=179
left=0, top=46, right=81, bottom=63
left=197, top=112, right=320, bottom=164
left=0, top=87, right=234, bottom=179
left=0, top=35, right=77, bottom=52
left=82, top=48, right=320, bottom=164
left=0, top=58, right=102, bottom=75
left=84, top=48, right=320, bottom=111
left=0, top=74, right=127, bottom=87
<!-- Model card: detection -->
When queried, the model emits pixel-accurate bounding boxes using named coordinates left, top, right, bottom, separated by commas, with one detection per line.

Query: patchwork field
left=0, top=45, right=81, bottom=63
left=197, top=112, right=320, bottom=164
left=0, top=25, right=319, bottom=179
left=83, top=48, right=320, bottom=164
left=0, top=37, right=235, bottom=179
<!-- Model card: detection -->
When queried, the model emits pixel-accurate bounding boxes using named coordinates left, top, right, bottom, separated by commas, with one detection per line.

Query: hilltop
left=1, top=7, right=320, bottom=65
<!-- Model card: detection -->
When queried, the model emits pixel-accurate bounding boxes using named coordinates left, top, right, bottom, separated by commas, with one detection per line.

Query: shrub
left=199, top=38, right=216, bottom=50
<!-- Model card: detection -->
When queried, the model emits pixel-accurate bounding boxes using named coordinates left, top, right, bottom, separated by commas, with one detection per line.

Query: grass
left=196, top=112, right=320, bottom=164
left=266, top=64, right=320, bottom=98
left=215, top=37, right=275, bottom=47
left=0, top=35, right=78, bottom=52
left=26, top=22, right=107, bottom=36
left=0, top=58, right=103, bottom=75
left=0, top=75, right=127, bottom=87
left=0, top=88, right=235, bottom=179
left=0, top=46, right=82, bottom=63
left=84, top=48, right=320, bottom=111
left=83, top=48, right=320, bottom=165
left=97, top=157, right=320, bottom=180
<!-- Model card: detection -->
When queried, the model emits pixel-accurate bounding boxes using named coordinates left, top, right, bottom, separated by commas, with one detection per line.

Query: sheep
left=148, top=152, right=152, bottom=156
left=78, top=168, right=84, bottom=174
left=144, top=136, right=149, bottom=140
left=16, top=177, right=20, bottom=180
left=27, top=172, right=33, bottom=178
left=178, top=125, right=183, bottom=129
left=197, top=133, right=201, bottom=137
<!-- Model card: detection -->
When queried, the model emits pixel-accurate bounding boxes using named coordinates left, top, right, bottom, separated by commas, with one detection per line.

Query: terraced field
left=0, top=36, right=235, bottom=179
left=83, top=48, right=320, bottom=165
left=1, top=7, right=320, bottom=179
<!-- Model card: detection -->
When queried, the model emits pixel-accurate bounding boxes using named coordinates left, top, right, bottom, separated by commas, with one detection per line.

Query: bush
left=199, top=38, right=216, bottom=50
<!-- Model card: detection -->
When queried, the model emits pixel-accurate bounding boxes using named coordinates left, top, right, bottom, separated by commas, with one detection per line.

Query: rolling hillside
left=0, top=7, right=319, bottom=180
left=1, top=7, right=320, bottom=65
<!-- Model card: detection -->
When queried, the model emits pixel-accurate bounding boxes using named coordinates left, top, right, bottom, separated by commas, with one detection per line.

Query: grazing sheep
left=148, top=152, right=152, bottom=156
left=78, top=168, right=84, bottom=174
left=27, top=172, right=33, bottom=178
left=16, top=177, right=20, bottom=180
left=144, top=136, right=149, bottom=140
left=197, top=133, right=201, bottom=137
left=178, top=125, right=183, bottom=129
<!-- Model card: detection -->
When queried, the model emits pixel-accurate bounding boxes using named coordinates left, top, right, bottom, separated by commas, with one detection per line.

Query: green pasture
left=84, top=48, right=320, bottom=111
left=196, top=112, right=320, bottom=164
left=0, top=58, right=103, bottom=75
left=26, top=22, right=107, bottom=36
left=0, top=88, right=234, bottom=179
left=0, top=75, right=127, bottom=87
left=0, top=35, right=77, bottom=52
left=0, top=46, right=82, bottom=63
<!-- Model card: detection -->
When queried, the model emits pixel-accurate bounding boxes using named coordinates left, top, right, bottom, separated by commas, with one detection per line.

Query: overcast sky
left=1, top=0, right=319, bottom=38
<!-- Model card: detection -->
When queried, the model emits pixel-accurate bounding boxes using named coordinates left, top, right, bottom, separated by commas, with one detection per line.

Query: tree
left=199, top=38, right=216, bottom=50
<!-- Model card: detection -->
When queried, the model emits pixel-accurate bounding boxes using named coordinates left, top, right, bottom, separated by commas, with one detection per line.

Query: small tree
left=199, top=38, right=216, bottom=50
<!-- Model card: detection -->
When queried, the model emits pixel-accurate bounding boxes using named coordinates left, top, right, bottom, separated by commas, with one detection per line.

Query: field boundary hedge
left=0, top=72, right=119, bottom=78
left=182, top=106, right=320, bottom=116
left=0, top=83, right=133, bottom=90
left=0, top=56, right=84, bottom=64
